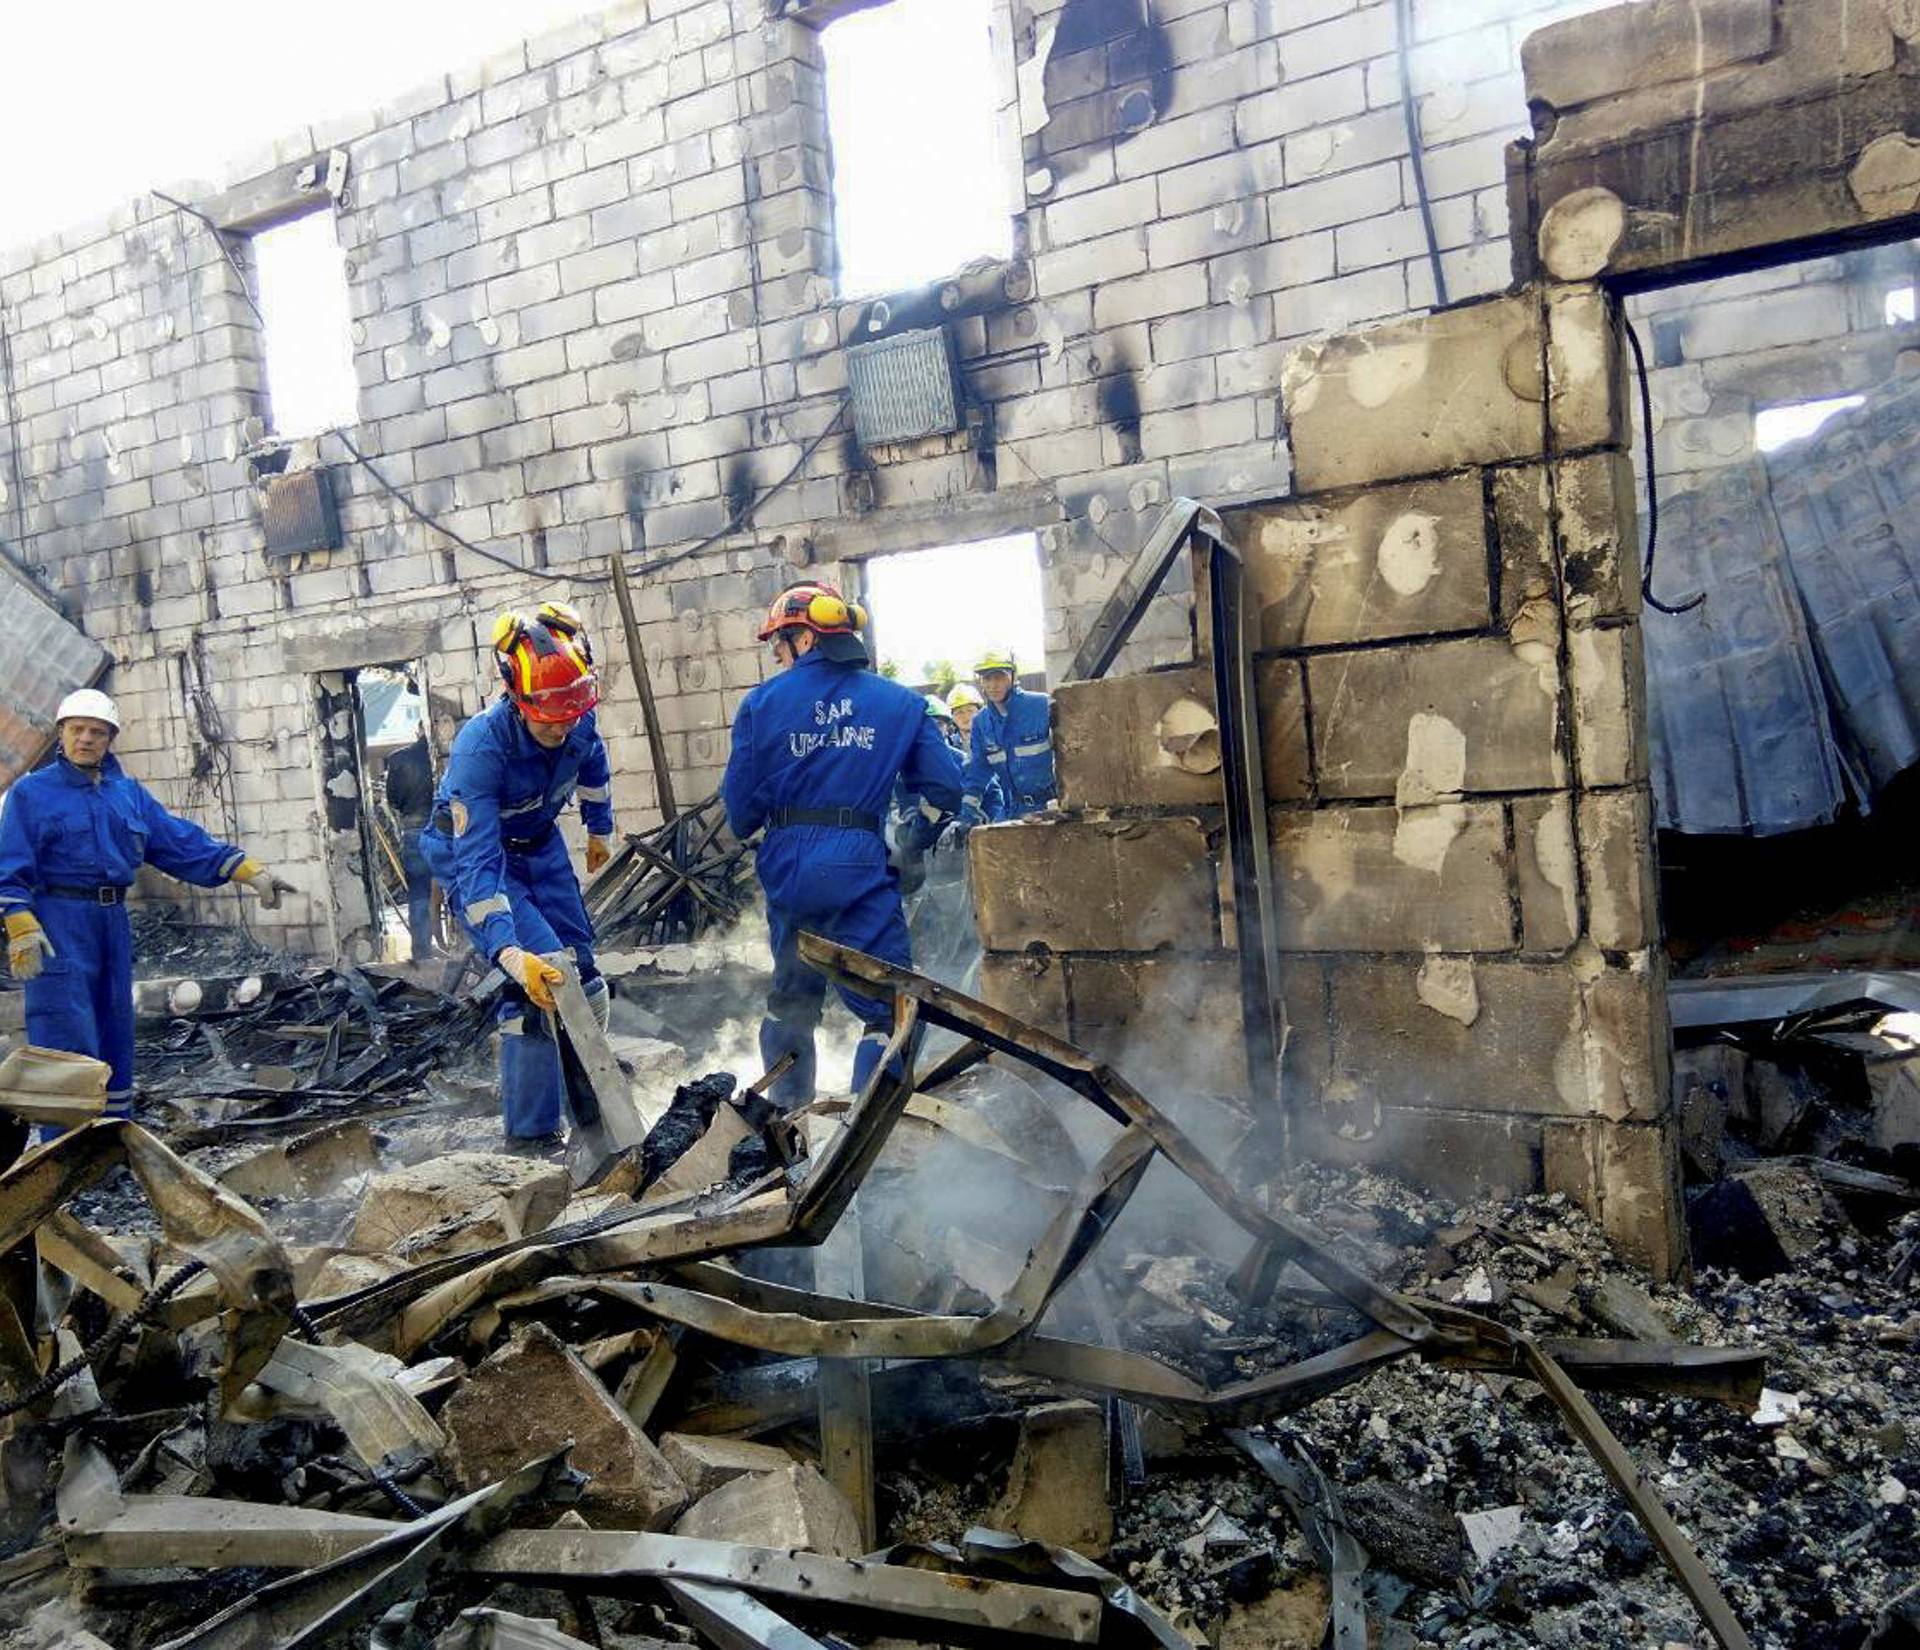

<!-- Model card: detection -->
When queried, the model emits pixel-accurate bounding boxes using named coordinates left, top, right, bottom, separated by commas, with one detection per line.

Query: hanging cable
left=0, top=1261, right=207, bottom=1420
left=151, top=190, right=848, bottom=595
left=1393, top=0, right=1448, bottom=309
left=1622, top=317, right=1705, bottom=615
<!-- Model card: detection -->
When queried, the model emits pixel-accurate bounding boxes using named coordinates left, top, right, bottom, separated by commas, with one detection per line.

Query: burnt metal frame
left=1062, top=497, right=1285, bottom=1162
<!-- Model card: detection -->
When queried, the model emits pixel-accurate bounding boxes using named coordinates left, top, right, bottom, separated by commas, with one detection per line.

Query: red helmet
left=493, top=602, right=599, bottom=723
left=757, top=581, right=866, bottom=642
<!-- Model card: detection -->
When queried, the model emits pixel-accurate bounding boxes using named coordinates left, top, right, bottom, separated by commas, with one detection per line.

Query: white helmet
left=55, top=688, right=121, bottom=731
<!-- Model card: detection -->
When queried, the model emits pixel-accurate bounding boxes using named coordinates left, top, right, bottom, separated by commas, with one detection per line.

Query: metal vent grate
left=262, top=467, right=343, bottom=557
left=845, top=327, right=960, bottom=448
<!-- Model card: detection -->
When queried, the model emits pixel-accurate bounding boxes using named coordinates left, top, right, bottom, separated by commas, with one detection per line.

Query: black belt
left=431, top=808, right=553, bottom=855
left=768, top=807, right=882, bottom=835
left=42, top=884, right=127, bottom=904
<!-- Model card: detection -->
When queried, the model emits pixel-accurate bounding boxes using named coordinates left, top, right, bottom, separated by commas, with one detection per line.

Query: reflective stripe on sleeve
left=577, top=784, right=610, bottom=802
left=465, top=893, right=511, bottom=924
left=985, top=749, right=1008, bottom=765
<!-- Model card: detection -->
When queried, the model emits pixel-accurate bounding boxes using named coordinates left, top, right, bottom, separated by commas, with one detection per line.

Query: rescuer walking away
left=722, top=582, right=963, bottom=1107
left=419, top=603, right=617, bottom=1144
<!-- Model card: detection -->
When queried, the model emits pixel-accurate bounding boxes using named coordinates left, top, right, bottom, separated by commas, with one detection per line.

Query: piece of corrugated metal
left=845, top=327, right=960, bottom=447
left=0, top=571, right=111, bottom=788
left=1769, top=378, right=1920, bottom=796
left=1642, top=461, right=1847, bottom=835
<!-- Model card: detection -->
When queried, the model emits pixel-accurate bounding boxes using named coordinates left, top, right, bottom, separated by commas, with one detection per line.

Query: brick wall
left=0, top=0, right=1617, bottom=955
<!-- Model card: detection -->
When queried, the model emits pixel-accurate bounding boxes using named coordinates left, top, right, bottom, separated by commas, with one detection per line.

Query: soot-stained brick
left=1097, top=359, right=1142, bottom=464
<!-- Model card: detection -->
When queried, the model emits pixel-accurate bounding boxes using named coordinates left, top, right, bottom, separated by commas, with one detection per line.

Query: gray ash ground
left=1090, top=1166, right=1920, bottom=1647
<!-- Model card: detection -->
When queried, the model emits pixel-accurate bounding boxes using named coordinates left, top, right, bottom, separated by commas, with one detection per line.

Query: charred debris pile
left=0, top=938, right=1915, bottom=1650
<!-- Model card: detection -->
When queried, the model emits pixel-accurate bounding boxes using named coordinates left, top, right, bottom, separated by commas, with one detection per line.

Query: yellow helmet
left=946, top=682, right=984, bottom=711
left=972, top=648, right=1017, bottom=676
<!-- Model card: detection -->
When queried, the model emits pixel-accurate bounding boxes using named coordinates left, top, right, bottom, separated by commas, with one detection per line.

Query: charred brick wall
left=0, top=0, right=1616, bottom=955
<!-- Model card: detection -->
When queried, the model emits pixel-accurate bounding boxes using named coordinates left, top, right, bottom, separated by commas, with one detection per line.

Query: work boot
left=503, top=1129, right=568, bottom=1162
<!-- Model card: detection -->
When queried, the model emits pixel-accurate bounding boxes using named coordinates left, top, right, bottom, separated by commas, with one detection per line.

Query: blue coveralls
left=418, top=697, right=614, bottom=1139
left=722, top=649, right=963, bottom=1106
left=0, top=754, right=246, bottom=1113
left=960, top=687, right=1056, bottom=823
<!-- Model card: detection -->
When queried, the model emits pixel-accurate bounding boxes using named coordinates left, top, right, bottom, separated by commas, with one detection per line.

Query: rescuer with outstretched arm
left=722, top=582, right=963, bottom=1107
left=0, top=689, right=289, bottom=1116
left=418, top=602, right=616, bottom=1145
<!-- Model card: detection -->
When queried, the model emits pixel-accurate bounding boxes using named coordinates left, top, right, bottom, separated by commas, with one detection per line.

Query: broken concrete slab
left=1867, top=1056, right=1920, bottom=1153
left=988, top=1400, right=1113, bottom=1559
left=1229, top=473, right=1493, bottom=649
left=351, top=1153, right=570, bottom=1263
left=970, top=815, right=1216, bottom=953
left=671, top=1461, right=862, bottom=1560
left=658, top=1433, right=791, bottom=1501
left=219, top=1121, right=379, bottom=1203
left=1306, top=635, right=1564, bottom=801
left=1686, top=1161, right=1833, bottom=1281
left=442, top=1325, right=687, bottom=1529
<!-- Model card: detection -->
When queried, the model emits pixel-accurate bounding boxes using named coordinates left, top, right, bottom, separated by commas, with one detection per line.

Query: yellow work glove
left=4, top=911, right=53, bottom=982
left=585, top=835, right=613, bottom=874
left=497, top=945, right=564, bottom=1012
left=233, top=859, right=294, bottom=910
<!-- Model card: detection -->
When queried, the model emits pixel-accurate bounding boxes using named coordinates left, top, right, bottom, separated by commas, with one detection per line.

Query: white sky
left=863, top=534, right=1046, bottom=686
left=0, top=0, right=595, bottom=242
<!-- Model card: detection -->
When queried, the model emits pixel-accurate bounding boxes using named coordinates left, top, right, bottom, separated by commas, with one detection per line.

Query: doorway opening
left=859, top=531, right=1048, bottom=697
left=313, top=663, right=440, bottom=965
left=1622, top=235, right=1920, bottom=977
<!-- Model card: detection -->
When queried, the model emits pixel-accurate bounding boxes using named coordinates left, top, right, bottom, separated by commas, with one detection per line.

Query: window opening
left=251, top=209, right=359, bottom=437
left=1753, top=394, right=1865, bottom=453
left=1888, top=285, right=1917, bottom=326
left=821, top=0, right=1012, bottom=297
left=861, top=532, right=1046, bottom=693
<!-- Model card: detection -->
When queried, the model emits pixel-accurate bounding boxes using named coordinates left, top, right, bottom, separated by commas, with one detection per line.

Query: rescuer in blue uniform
left=959, top=648, right=1055, bottom=826
left=723, top=582, right=963, bottom=1106
left=0, top=689, right=288, bottom=1116
left=419, top=603, right=617, bottom=1144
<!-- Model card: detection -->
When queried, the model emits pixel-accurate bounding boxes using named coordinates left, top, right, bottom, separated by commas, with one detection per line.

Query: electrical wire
left=289, top=1302, right=428, bottom=1518
left=1394, top=0, right=1449, bottom=309
left=150, top=189, right=848, bottom=593
left=1622, top=316, right=1705, bottom=616
left=0, top=1260, right=207, bottom=1420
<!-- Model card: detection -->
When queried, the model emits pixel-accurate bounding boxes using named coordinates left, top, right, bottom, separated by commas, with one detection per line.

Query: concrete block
left=989, top=1401, right=1112, bottom=1558
left=1282, top=293, right=1547, bottom=491
left=1227, top=473, right=1491, bottom=649
left=1580, top=788, right=1656, bottom=950
left=1302, top=1104, right=1542, bottom=1202
left=1555, top=450, right=1639, bottom=626
left=658, top=1433, right=791, bottom=1500
left=1567, top=622, right=1646, bottom=787
left=1067, top=954, right=1246, bottom=1095
left=1542, top=1118, right=1686, bottom=1280
left=1512, top=793, right=1578, bottom=952
left=1321, top=952, right=1660, bottom=1122
left=1522, top=0, right=1775, bottom=113
left=1547, top=285, right=1623, bottom=453
left=443, top=1324, right=688, bottom=1527
left=673, top=1462, right=861, bottom=1559
left=1271, top=801, right=1513, bottom=952
left=971, top=816, right=1216, bottom=953
left=1307, top=635, right=1564, bottom=801
left=979, top=952, right=1068, bottom=1032
left=351, top=1152, right=569, bottom=1262
left=1054, top=666, right=1223, bottom=810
